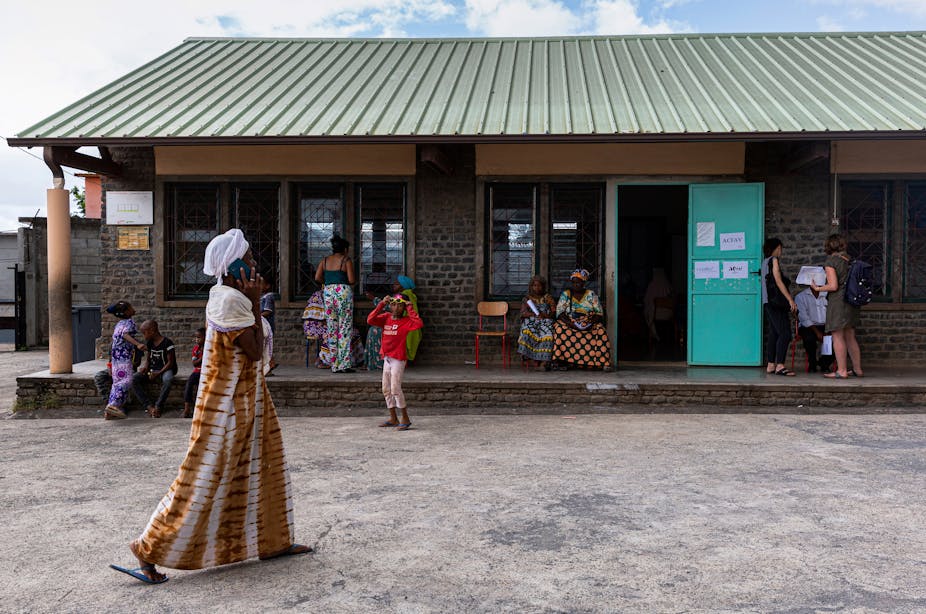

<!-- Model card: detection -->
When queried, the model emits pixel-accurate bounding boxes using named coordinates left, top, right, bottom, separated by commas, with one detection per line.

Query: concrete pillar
left=47, top=186, right=73, bottom=373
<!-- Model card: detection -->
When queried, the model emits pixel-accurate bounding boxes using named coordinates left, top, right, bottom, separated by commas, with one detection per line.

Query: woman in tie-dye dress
left=111, top=230, right=310, bottom=584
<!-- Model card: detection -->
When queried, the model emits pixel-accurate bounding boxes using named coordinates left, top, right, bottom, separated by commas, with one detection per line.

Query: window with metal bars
left=291, top=181, right=407, bottom=300
left=165, top=182, right=279, bottom=300
left=357, top=184, right=406, bottom=297
left=840, top=179, right=926, bottom=302
left=485, top=183, right=604, bottom=300
left=165, top=183, right=221, bottom=299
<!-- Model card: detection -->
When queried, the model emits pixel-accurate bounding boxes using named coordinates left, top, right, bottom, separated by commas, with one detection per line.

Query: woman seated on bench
left=551, top=269, right=612, bottom=371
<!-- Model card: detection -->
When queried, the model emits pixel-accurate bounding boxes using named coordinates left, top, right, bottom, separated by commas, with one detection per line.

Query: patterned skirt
left=517, top=317, right=554, bottom=362
left=552, top=321, right=612, bottom=369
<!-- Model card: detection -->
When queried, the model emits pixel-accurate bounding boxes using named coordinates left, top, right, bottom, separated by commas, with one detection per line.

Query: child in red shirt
left=181, top=327, right=205, bottom=418
left=367, top=294, right=424, bottom=430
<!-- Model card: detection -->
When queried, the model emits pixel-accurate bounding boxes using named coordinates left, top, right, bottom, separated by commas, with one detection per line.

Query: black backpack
left=844, top=259, right=874, bottom=307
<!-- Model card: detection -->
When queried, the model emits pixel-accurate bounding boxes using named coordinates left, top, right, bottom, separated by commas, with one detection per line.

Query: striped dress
left=133, top=285, right=294, bottom=569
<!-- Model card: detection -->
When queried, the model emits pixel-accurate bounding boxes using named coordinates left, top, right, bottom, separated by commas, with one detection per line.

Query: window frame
left=839, top=176, right=926, bottom=305
left=154, top=175, right=413, bottom=308
left=482, top=180, right=606, bottom=302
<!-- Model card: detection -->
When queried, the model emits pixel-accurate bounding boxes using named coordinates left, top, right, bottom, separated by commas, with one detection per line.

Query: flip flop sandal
left=823, top=372, right=848, bottom=379
left=774, top=368, right=796, bottom=376
left=104, top=405, right=126, bottom=419
left=848, top=369, right=864, bottom=378
left=396, top=423, right=412, bottom=431
left=379, top=421, right=398, bottom=427
left=109, top=563, right=168, bottom=584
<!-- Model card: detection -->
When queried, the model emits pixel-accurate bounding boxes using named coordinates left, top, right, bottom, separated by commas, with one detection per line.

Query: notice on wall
left=117, top=226, right=150, bottom=250
left=694, top=260, right=720, bottom=279
left=696, top=222, right=715, bottom=247
left=719, top=232, right=746, bottom=251
left=106, top=191, right=153, bottom=225
left=722, top=261, right=748, bottom=279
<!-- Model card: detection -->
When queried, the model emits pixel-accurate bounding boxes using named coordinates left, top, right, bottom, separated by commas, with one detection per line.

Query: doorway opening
left=617, top=185, right=688, bottom=363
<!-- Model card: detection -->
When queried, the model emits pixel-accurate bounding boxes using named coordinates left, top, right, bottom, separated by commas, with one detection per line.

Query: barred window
left=292, top=183, right=344, bottom=299
left=358, top=183, right=406, bottom=297
left=488, top=184, right=536, bottom=298
left=233, top=183, right=280, bottom=287
left=165, top=183, right=220, bottom=299
left=842, top=181, right=890, bottom=298
left=904, top=183, right=926, bottom=300
left=550, top=184, right=604, bottom=294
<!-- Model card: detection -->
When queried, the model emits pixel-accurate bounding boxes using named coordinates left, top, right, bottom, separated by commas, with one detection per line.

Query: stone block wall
left=413, top=145, right=479, bottom=365
left=748, top=141, right=926, bottom=366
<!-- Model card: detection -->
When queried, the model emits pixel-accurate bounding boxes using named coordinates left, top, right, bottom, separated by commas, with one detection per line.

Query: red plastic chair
left=474, top=301, right=509, bottom=369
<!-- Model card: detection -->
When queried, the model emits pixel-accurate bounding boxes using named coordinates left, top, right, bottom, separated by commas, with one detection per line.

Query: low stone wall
left=15, top=374, right=926, bottom=416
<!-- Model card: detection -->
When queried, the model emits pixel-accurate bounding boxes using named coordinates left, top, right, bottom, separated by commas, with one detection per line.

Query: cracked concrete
left=0, top=413, right=924, bottom=612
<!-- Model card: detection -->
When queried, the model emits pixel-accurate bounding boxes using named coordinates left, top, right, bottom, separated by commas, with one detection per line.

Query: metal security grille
left=904, top=183, right=926, bottom=300
left=233, top=183, right=280, bottom=288
left=488, top=185, right=536, bottom=298
left=357, top=184, right=405, bottom=297
left=293, top=184, right=343, bottom=298
left=550, top=184, right=604, bottom=296
left=842, top=181, right=889, bottom=297
left=166, top=183, right=220, bottom=298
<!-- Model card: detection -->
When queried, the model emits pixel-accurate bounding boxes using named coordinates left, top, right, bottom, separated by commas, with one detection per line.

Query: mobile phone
left=227, top=258, right=251, bottom=282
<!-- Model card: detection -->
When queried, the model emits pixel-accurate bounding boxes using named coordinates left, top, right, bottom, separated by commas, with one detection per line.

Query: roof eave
left=7, top=131, right=926, bottom=148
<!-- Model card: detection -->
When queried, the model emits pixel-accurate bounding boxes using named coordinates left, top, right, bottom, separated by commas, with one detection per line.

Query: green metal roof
left=12, top=32, right=926, bottom=145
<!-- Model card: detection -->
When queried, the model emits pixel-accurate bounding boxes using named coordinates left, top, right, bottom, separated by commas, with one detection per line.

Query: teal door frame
left=615, top=181, right=764, bottom=366
left=614, top=182, right=689, bottom=364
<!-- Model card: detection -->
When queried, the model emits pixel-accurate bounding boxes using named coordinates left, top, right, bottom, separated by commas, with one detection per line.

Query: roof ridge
left=182, top=31, right=926, bottom=44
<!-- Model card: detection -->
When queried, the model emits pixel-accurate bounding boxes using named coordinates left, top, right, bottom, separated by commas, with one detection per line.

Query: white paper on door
left=722, top=261, right=748, bottom=279
left=694, top=260, right=720, bottom=279
left=696, top=222, right=715, bottom=247
left=719, top=232, right=745, bottom=251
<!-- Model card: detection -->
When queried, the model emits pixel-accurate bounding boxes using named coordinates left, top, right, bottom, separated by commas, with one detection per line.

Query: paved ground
left=0, top=348, right=48, bottom=411
left=1, top=413, right=924, bottom=613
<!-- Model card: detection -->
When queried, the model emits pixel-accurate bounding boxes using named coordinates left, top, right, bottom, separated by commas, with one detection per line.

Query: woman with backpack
left=762, top=238, right=798, bottom=376
left=812, top=233, right=863, bottom=379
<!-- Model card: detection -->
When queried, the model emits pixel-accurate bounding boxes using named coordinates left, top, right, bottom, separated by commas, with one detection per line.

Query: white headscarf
left=203, top=229, right=250, bottom=282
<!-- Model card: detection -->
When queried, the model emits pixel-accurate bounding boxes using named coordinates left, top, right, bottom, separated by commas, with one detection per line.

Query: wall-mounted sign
left=694, top=260, right=720, bottom=279
left=696, top=222, right=715, bottom=247
left=722, top=261, right=748, bottom=279
left=719, top=232, right=745, bottom=251
left=117, top=226, right=150, bottom=250
left=106, top=191, right=153, bottom=225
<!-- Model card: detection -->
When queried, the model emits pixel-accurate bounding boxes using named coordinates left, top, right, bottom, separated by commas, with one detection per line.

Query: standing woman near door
left=315, top=234, right=356, bottom=373
left=812, top=233, right=863, bottom=379
left=762, top=238, right=797, bottom=375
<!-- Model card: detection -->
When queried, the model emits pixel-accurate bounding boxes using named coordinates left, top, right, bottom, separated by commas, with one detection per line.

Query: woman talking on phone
left=315, top=234, right=357, bottom=373
left=111, top=229, right=309, bottom=585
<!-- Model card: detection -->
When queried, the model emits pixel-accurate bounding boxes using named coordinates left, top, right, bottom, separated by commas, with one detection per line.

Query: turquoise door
left=688, top=183, right=765, bottom=365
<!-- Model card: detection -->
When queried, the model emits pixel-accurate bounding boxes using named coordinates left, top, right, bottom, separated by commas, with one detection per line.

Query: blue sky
left=1, top=0, right=925, bottom=230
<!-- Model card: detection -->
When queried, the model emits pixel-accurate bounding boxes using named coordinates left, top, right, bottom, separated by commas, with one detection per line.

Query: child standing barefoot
left=366, top=294, right=423, bottom=430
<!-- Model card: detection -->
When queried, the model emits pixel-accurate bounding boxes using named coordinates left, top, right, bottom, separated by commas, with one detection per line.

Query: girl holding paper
left=517, top=275, right=556, bottom=370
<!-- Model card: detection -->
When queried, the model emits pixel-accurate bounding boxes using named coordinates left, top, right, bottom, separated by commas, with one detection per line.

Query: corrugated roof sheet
left=13, top=32, right=926, bottom=144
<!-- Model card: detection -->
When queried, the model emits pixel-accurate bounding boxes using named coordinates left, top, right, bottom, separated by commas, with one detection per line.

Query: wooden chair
left=474, top=301, right=509, bottom=369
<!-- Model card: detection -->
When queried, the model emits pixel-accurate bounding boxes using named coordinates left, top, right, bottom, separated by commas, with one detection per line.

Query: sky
left=2, top=0, right=926, bottom=231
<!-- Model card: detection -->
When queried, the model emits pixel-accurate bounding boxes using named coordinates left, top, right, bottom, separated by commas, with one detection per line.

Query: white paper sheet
left=821, top=335, right=833, bottom=356
left=795, top=266, right=826, bottom=286
left=722, top=261, right=748, bottom=279
left=694, top=260, right=720, bottom=279
left=696, top=222, right=715, bottom=247
left=719, top=232, right=745, bottom=251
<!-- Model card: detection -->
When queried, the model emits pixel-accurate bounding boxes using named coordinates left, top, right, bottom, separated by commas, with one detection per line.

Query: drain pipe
left=43, top=146, right=73, bottom=374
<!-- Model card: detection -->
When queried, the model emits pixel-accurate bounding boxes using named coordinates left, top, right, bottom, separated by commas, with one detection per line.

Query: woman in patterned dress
left=111, top=229, right=309, bottom=584
left=552, top=269, right=613, bottom=371
left=517, top=275, right=556, bottom=370
left=103, top=301, right=146, bottom=420
left=314, top=234, right=356, bottom=373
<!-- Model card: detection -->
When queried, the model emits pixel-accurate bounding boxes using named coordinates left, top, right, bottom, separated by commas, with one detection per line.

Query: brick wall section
left=413, top=144, right=479, bottom=364
left=748, top=142, right=926, bottom=366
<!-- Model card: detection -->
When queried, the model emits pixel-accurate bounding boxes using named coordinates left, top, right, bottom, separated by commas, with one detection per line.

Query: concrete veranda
left=1, top=413, right=924, bottom=613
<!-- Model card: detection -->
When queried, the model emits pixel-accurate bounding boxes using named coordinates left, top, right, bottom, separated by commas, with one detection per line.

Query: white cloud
left=464, top=0, right=583, bottom=36
left=0, top=0, right=455, bottom=231
left=812, top=0, right=926, bottom=18
left=590, top=0, right=678, bottom=35
left=816, top=15, right=846, bottom=31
